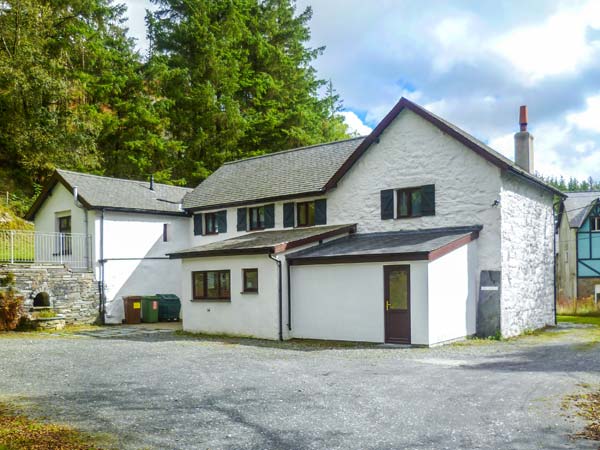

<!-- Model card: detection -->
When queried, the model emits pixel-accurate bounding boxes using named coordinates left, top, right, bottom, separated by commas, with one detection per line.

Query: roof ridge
left=222, top=136, right=365, bottom=166
left=57, top=169, right=192, bottom=191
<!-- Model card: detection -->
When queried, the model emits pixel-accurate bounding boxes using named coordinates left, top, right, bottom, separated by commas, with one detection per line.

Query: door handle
left=385, top=300, right=392, bottom=311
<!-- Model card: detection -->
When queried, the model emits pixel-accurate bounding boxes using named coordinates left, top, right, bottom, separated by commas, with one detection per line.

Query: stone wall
left=0, top=264, right=99, bottom=324
left=500, top=172, right=555, bottom=337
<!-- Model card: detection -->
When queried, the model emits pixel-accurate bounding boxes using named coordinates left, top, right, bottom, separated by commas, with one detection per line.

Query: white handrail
left=0, top=230, right=92, bottom=269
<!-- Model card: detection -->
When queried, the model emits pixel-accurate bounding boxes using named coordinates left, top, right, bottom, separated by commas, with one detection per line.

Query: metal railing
left=0, top=230, right=92, bottom=269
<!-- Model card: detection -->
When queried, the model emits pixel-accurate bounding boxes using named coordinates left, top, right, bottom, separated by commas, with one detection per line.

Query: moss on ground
left=563, top=385, right=600, bottom=444
left=0, top=401, right=108, bottom=450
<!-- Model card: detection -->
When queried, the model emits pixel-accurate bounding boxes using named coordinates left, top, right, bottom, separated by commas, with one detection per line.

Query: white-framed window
left=591, top=217, right=600, bottom=232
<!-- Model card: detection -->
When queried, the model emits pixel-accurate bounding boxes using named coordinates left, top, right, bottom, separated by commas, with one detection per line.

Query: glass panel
left=411, top=190, right=422, bottom=216
left=398, top=191, right=409, bottom=217
left=307, top=202, right=315, bottom=225
left=193, top=272, right=205, bottom=298
left=205, top=214, right=216, bottom=233
left=389, top=269, right=408, bottom=310
left=297, top=203, right=306, bottom=226
left=245, top=269, right=258, bottom=291
left=220, top=271, right=230, bottom=298
left=207, top=272, right=219, bottom=298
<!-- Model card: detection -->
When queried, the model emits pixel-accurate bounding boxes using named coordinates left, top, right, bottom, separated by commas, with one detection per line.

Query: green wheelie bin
left=141, top=296, right=159, bottom=323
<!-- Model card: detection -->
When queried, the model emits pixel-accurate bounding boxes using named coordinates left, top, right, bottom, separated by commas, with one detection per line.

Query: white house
left=170, top=98, right=561, bottom=346
left=26, top=170, right=191, bottom=324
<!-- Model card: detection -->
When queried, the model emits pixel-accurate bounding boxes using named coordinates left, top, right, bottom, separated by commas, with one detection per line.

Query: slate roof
left=168, top=224, right=356, bottom=258
left=563, top=191, right=600, bottom=228
left=286, top=226, right=482, bottom=263
left=27, top=169, right=192, bottom=219
left=182, top=137, right=365, bottom=210
left=183, top=97, right=562, bottom=211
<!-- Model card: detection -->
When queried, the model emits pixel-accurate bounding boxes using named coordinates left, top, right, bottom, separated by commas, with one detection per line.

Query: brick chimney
left=514, top=105, right=534, bottom=173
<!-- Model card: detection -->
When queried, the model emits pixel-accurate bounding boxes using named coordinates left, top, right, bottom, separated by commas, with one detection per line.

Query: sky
left=123, top=0, right=600, bottom=181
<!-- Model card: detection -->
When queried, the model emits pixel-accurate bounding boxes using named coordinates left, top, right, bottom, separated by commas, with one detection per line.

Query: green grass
left=0, top=233, right=34, bottom=262
left=558, top=315, right=600, bottom=326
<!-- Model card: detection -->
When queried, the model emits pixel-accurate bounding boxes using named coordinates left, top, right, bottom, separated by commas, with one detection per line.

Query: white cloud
left=340, top=111, right=372, bottom=136
left=567, top=93, right=600, bottom=132
left=493, top=1, right=600, bottom=82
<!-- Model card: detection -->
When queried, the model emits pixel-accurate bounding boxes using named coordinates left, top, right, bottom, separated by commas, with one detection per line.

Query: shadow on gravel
left=460, top=342, right=600, bottom=374
left=23, top=383, right=347, bottom=450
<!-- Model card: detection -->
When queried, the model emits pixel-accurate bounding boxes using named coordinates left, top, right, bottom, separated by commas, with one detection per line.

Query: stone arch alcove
left=33, top=292, right=51, bottom=308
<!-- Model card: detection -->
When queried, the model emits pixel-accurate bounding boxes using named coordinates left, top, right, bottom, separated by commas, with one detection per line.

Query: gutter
left=269, top=253, right=283, bottom=341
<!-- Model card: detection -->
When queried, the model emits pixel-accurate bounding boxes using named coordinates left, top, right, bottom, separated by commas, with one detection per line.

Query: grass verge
left=558, top=315, right=600, bottom=326
left=0, top=402, right=105, bottom=450
left=0, top=324, right=101, bottom=339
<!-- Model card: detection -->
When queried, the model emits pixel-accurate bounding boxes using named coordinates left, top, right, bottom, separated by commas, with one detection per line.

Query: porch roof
left=286, top=226, right=482, bottom=265
left=168, top=224, right=357, bottom=259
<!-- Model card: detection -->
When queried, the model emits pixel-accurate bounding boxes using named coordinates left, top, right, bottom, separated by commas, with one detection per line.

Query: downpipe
left=99, top=209, right=105, bottom=325
left=269, top=253, right=283, bottom=341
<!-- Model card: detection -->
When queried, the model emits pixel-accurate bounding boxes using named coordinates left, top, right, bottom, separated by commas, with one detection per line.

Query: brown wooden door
left=384, top=265, right=411, bottom=344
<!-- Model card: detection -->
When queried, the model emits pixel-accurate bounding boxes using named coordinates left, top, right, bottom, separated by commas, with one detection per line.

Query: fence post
left=59, top=233, right=63, bottom=264
left=10, top=230, right=14, bottom=264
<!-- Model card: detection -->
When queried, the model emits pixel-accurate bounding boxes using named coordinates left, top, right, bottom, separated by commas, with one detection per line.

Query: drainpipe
left=99, top=209, right=105, bottom=325
left=287, top=261, right=291, bottom=331
left=269, top=253, right=283, bottom=341
left=553, top=199, right=560, bottom=326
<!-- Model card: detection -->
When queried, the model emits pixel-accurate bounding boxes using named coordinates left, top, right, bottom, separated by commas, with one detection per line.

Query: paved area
left=0, top=324, right=599, bottom=450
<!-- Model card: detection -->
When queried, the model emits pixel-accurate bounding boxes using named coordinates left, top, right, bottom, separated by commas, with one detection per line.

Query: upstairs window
left=591, top=217, right=600, bottom=232
left=249, top=206, right=266, bottom=230
left=297, top=202, right=316, bottom=227
left=205, top=213, right=218, bottom=234
left=381, top=185, right=435, bottom=220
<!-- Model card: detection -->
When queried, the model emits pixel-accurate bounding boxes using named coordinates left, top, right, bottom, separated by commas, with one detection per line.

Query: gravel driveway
left=0, top=324, right=599, bottom=450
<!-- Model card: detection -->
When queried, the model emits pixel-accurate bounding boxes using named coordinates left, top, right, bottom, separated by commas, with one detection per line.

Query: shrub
left=0, top=272, right=24, bottom=331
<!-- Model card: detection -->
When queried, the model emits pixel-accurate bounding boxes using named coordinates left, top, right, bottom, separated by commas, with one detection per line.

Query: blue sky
left=123, top=0, right=600, bottom=180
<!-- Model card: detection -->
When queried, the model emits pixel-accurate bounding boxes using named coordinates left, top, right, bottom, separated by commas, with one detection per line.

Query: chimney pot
left=149, top=174, right=155, bottom=191
left=519, top=105, right=528, bottom=131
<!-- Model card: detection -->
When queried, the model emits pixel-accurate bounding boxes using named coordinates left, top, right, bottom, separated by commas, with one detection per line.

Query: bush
left=0, top=272, right=24, bottom=331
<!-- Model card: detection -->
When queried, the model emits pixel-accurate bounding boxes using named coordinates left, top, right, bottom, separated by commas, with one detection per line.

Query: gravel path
left=0, top=324, right=599, bottom=450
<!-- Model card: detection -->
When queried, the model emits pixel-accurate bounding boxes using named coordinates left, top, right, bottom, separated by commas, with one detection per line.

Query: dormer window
left=591, top=217, right=600, bottom=232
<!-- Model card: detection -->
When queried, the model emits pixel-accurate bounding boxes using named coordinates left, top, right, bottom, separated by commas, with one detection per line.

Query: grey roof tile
left=563, top=191, right=600, bottom=228
left=287, top=226, right=482, bottom=260
left=56, top=169, right=192, bottom=214
left=182, top=137, right=365, bottom=210
left=168, top=224, right=356, bottom=258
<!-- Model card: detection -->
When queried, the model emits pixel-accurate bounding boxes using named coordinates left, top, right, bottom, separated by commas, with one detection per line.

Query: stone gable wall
left=0, top=264, right=99, bottom=324
left=500, top=173, right=555, bottom=337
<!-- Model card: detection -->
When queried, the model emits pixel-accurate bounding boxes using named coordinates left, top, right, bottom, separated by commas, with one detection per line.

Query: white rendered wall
left=500, top=173, right=555, bottom=336
left=327, top=109, right=503, bottom=274
left=290, top=261, right=429, bottom=344
left=100, top=211, right=190, bottom=324
left=181, top=255, right=279, bottom=339
left=427, top=242, right=478, bottom=345
left=33, top=182, right=88, bottom=235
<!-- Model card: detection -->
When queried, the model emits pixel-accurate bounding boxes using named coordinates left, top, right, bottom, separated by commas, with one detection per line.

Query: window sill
left=190, top=298, right=231, bottom=303
left=240, top=291, right=259, bottom=295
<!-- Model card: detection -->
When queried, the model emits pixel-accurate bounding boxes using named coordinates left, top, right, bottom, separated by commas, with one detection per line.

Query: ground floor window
left=243, top=268, right=258, bottom=293
left=192, top=270, right=231, bottom=300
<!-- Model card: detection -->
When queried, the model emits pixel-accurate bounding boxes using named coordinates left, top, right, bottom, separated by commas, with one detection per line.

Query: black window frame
left=249, top=206, right=266, bottom=230
left=242, top=268, right=259, bottom=293
left=163, top=223, right=169, bottom=242
left=204, top=213, right=218, bottom=234
left=297, top=201, right=316, bottom=227
left=192, top=270, right=231, bottom=301
left=396, top=187, right=423, bottom=218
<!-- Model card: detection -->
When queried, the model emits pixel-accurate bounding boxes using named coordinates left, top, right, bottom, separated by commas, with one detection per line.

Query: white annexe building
left=26, top=170, right=191, bottom=323
left=170, top=98, right=561, bottom=345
